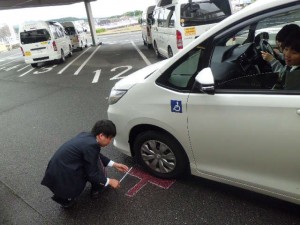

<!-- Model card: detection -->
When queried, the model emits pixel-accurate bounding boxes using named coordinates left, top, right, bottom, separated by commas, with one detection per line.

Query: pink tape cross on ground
left=125, top=167, right=176, bottom=197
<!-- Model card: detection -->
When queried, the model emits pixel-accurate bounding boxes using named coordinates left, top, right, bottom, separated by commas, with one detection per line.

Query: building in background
left=0, top=23, right=19, bottom=52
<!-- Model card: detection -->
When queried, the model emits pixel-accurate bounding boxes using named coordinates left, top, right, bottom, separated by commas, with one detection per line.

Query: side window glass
left=156, top=44, right=205, bottom=90
left=59, top=27, right=65, bottom=37
left=166, top=7, right=175, bottom=28
left=164, top=8, right=171, bottom=27
left=158, top=10, right=164, bottom=27
left=210, top=8, right=300, bottom=92
left=153, top=10, right=158, bottom=25
left=50, top=25, right=58, bottom=39
left=55, top=26, right=62, bottom=38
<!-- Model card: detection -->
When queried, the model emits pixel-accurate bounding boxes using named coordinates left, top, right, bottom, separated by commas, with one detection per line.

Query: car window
left=156, top=44, right=206, bottom=91
left=20, top=29, right=51, bottom=44
left=65, top=27, right=76, bottom=35
left=180, top=0, right=231, bottom=27
left=210, top=7, right=300, bottom=93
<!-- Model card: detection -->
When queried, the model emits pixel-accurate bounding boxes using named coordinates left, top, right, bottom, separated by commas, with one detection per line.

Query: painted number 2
left=110, top=66, right=132, bottom=80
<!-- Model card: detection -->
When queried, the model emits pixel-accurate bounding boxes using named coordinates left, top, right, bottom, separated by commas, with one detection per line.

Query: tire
left=68, top=45, right=73, bottom=57
left=133, top=130, right=189, bottom=179
left=31, top=63, right=38, bottom=68
left=168, top=46, right=173, bottom=58
left=80, top=42, right=83, bottom=50
left=60, top=49, right=65, bottom=63
left=85, top=40, right=88, bottom=48
left=147, top=43, right=152, bottom=49
left=153, top=41, right=161, bottom=59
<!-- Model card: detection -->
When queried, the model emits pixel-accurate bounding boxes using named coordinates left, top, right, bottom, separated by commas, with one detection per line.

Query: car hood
left=113, top=60, right=168, bottom=90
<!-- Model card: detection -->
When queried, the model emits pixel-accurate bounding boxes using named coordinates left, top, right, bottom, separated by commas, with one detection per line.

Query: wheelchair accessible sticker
left=171, top=100, right=182, bottom=113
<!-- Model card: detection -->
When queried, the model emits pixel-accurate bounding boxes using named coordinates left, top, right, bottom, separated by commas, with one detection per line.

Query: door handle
left=297, top=109, right=300, bottom=115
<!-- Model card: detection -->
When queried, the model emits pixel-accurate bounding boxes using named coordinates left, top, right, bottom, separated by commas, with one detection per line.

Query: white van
left=108, top=0, right=300, bottom=205
left=19, top=21, right=72, bottom=68
left=151, top=0, right=232, bottom=58
left=141, top=5, right=155, bottom=48
left=62, top=21, right=88, bottom=50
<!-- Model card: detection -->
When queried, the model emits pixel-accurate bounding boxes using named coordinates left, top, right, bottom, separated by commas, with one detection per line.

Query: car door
left=187, top=5, right=300, bottom=198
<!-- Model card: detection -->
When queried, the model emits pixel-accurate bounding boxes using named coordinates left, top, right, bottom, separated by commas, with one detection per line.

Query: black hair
left=276, top=24, right=300, bottom=42
left=91, top=119, right=116, bottom=137
left=283, top=29, right=300, bottom=52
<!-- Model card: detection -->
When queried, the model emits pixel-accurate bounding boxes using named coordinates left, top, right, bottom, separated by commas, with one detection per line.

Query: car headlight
left=108, top=89, right=127, bottom=105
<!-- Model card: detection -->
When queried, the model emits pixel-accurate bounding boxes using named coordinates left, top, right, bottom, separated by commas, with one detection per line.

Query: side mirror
left=195, top=68, right=215, bottom=95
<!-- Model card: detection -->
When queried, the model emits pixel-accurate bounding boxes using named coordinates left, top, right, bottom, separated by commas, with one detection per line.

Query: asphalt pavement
left=0, top=35, right=300, bottom=225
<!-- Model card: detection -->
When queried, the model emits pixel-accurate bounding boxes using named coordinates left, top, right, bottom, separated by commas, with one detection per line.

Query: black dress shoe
left=90, top=187, right=105, bottom=199
left=51, top=195, right=76, bottom=208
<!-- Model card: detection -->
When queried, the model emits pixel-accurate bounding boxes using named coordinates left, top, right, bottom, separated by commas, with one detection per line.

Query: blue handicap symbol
left=171, top=100, right=182, bottom=113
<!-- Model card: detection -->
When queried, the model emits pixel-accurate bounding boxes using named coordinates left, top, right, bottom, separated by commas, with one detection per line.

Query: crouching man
left=41, top=119, right=129, bottom=208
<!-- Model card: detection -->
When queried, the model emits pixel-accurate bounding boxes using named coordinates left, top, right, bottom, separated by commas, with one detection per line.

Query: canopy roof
left=0, top=0, right=96, bottom=10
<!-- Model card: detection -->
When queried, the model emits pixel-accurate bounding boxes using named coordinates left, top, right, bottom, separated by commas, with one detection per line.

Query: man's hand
left=109, top=178, right=120, bottom=189
left=113, top=163, right=129, bottom=173
left=261, top=51, right=274, bottom=62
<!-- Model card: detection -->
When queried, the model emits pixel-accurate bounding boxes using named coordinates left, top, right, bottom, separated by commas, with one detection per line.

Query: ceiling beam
left=0, top=0, right=96, bottom=10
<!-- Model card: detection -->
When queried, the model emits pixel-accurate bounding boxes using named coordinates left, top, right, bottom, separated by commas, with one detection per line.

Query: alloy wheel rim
left=141, top=140, right=176, bottom=173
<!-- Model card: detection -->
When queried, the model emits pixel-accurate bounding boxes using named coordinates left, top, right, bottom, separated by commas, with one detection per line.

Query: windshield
left=20, top=29, right=51, bottom=44
left=180, top=0, right=231, bottom=27
left=64, top=27, right=76, bottom=35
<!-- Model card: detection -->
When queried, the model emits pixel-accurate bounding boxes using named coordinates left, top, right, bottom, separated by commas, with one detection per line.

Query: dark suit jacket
left=41, top=132, right=110, bottom=198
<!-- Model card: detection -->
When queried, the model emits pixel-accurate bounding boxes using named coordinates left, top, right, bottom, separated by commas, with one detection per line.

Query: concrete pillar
left=84, top=0, right=98, bottom=46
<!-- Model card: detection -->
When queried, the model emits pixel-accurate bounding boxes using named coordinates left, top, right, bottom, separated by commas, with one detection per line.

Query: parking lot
left=0, top=31, right=299, bottom=225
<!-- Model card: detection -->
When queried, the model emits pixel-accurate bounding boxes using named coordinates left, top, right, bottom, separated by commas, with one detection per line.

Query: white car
left=19, top=21, right=72, bottom=68
left=62, top=21, right=88, bottom=50
left=108, top=0, right=300, bottom=205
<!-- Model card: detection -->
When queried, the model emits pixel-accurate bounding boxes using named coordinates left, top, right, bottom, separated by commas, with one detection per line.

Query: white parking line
left=0, top=53, right=22, bottom=62
left=57, top=47, right=91, bottom=74
left=0, top=58, right=20, bottom=67
left=19, top=68, right=34, bottom=77
left=74, top=45, right=101, bottom=75
left=131, top=41, right=151, bottom=66
left=17, top=65, right=30, bottom=72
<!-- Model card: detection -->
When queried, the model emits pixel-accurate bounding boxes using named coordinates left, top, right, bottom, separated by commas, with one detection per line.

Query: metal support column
left=84, top=0, right=98, bottom=46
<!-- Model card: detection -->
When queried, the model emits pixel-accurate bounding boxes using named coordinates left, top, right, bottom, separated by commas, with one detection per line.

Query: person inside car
left=261, top=24, right=300, bottom=72
left=273, top=29, right=300, bottom=89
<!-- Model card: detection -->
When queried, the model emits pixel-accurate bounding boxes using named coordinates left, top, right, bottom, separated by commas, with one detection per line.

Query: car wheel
left=168, top=47, right=173, bottom=58
left=85, top=40, right=88, bottom=48
left=60, top=49, right=65, bottom=63
left=68, top=45, right=73, bottom=57
left=31, top=63, right=38, bottom=68
left=133, top=130, right=189, bottom=179
left=153, top=41, right=161, bottom=59
left=80, top=41, right=83, bottom=50
left=147, top=43, right=152, bottom=49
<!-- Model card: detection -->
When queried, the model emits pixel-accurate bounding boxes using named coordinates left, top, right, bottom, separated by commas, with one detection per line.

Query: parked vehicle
left=62, top=21, right=88, bottom=50
left=108, top=0, right=300, bottom=205
left=151, top=0, right=232, bottom=58
left=141, top=5, right=156, bottom=49
left=19, top=21, right=72, bottom=68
